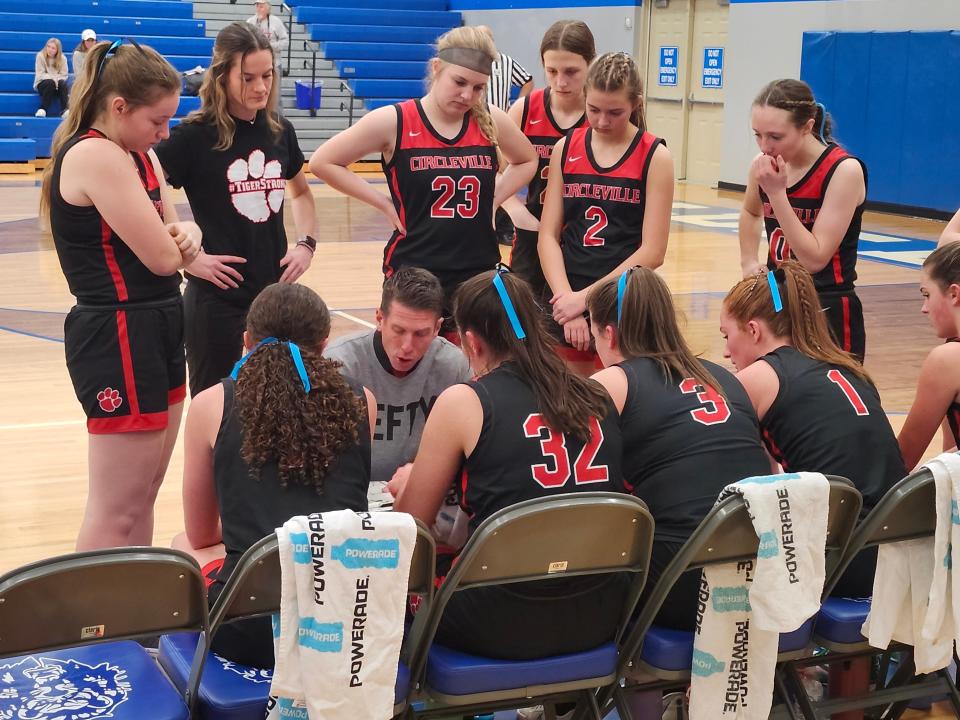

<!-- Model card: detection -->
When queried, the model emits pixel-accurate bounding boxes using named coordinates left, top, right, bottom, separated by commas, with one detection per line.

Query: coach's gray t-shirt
left=325, top=330, right=472, bottom=504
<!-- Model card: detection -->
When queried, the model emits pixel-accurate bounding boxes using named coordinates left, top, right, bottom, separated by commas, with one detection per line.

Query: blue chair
left=605, top=476, right=862, bottom=720
left=0, top=547, right=208, bottom=720
left=159, top=522, right=436, bottom=720
left=400, top=492, right=655, bottom=720
left=781, top=466, right=960, bottom=719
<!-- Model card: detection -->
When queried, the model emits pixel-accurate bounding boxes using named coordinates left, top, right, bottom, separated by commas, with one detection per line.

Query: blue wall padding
left=800, top=30, right=960, bottom=213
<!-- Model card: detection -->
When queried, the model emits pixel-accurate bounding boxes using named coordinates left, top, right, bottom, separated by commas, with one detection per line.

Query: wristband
left=296, top=235, right=317, bottom=254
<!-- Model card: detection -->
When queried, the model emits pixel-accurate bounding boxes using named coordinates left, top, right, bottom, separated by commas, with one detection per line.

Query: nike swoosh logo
left=529, top=119, right=542, bottom=125
left=568, top=156, right=582, bottom=162
left=408, top=131, right=421, bottom=137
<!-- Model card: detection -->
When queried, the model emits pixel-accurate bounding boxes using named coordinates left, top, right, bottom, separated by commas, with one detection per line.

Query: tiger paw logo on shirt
left=226, top=148, right=285, bottom=223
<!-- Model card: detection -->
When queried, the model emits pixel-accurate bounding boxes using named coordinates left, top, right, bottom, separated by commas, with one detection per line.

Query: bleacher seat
left=0, top=50, right=210, bottom=74
left=290, top=0, right=446, bottom=8
left=321, top=42, right=434, bottom=62
left=0, top=93, right=199, bottom=117
left=0, top=32, right=213, bottom=57
left=0, top=13, right=205, bottom=37
left=0, top=138, right=35, bottom=162
left=336, top=60, right=426, bottom=80
left=308, top=24, right=450, bottom=45
left=27, top=0, right=194, bottom=19
left=296, top=7, right=455, bottom=27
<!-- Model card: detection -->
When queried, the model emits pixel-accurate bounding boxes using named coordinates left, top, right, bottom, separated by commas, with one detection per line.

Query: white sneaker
left=34, top=108, right=46, bottom=117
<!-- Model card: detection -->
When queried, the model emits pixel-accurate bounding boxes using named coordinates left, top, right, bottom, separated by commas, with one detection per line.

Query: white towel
left=690, top=472, right=829, bottom=720
left=268, top=510, right=416, bottom=719
left=862, top=452, right=960, bottom=673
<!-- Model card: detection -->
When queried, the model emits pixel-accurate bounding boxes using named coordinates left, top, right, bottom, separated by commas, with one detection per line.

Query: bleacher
left=288, top=0, right=458, bottom=111
left=0, top=0, right=212, bottom=168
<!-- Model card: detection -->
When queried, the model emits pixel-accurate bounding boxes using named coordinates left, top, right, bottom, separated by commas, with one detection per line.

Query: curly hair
left=234, top=284, right=366, bottom=492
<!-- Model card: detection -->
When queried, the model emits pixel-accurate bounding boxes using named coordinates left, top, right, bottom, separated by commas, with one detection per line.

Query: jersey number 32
left=523, top=414, right=610, bottom=489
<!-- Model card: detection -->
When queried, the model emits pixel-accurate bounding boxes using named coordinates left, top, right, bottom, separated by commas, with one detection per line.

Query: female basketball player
left=155, top=22, right=316, bottom=396
left=174, top=283, right=375, bottom=667
left=721, top=260, right=905, bottom=596
left=504, top=20, right=595, bottom=295
left=40, top=39, right=202, bottom=550
left=587, top=267, right=769, bottom=630
left=309, top=26, right=538, bottom=335
left=738, top=79, right=868, bottom=361
left=538, top=52, right=673, bottom=370
left=392, top=270, right=627, bottom=660
left=938, top=208, right=960, bottom=246
left=898, top=244, right=960, bottom=470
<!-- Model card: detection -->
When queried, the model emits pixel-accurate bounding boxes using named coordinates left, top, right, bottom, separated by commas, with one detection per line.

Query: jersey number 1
left=523, top=413, right=609, bottom=488
left=431, top=175, right=480, bottom=219
left=827, top=369, right=869, bottom=416
left=678, top=378, right=731, bottom=425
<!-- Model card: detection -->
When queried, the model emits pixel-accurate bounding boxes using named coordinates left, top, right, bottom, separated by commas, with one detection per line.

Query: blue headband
left=229, top=336, right=312, bottom=392
left=616, top=270, right=629, bottom=323
left=492, top=272, right=526, bottom=340
left=816, top=102, right=826, bottom=140
left=766, top=271, right=783, bottom=313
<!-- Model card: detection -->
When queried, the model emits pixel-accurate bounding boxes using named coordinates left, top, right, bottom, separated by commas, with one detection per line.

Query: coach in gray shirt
left=326, top=268, right=472, bottom=508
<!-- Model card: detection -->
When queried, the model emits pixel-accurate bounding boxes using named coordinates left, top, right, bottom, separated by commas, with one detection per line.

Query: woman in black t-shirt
left=155, top=22, right=317, bottom=397
left=174, top=283, right=375, bottom=667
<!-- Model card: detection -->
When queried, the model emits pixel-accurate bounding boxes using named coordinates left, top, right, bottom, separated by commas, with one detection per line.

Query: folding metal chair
left=780, top=465, right=960, bottom=719
left=605, top=476, right=861, bottom=720
left=158, top=520, right=435, bottom=720
left=399, top=491, right=655, bottom=720
left=0, top=547, right=208, bottom=720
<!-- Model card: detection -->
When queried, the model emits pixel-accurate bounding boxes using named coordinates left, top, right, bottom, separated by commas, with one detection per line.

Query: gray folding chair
left=399, top=491, right=655, bottom=720
left=157, top=520, right=435, bottom=719
left=781, top=465, right=960, bottom=720
left=0, top=547, right=208, bottom=720
left=604, top=476, right=861, bottom=720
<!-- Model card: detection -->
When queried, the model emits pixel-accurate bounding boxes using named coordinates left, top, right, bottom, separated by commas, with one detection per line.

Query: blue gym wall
left=720, top=0, right=960, bottom=213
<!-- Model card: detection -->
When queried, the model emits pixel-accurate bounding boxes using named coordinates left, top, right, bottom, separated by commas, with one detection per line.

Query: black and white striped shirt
left=486, top=52, right=533, bottom=111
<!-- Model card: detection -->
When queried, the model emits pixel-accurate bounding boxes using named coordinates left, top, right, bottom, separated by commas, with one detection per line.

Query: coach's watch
left=296, top=235, right=317, bottom=253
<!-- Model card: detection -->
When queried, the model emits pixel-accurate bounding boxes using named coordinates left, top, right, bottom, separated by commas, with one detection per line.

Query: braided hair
left=585, top=51, right=645, bottom=130
left=754, top=78, right=832, bottom=143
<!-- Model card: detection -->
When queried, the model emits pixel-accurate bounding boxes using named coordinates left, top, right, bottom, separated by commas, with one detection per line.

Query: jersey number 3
left=523, top=414, right=609, bottom=488
left=679, top=378, right=731, bottom=426
left=431, top=175, right=480, bottom=219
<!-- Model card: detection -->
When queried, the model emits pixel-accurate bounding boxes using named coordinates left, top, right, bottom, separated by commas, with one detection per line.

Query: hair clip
left=815, top=102, right=827, bottom=139
left=94, top=38, right=123, bottom=81
left=616, top=269, right=629, bottom=323
left=230, top=336, right=312, bottom=392
left=492, top=272, right=526, bottom=341
left=766, top=271, right=783, bottom=313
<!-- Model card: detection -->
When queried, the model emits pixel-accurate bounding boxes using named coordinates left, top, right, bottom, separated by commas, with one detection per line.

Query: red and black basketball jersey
left=520, top=88, right=585, bottom=220
left=760, top=346, right=905, bottom=516
left=759, top=144, right=866, bottom=293
left=560, top=127, right=664, bottom=291
left=382, top=99, right=499, bottom=281
left=618, top=357, right=770, bottom=542
left=50, top=129, right=180, bottom=305
left=459, top=362, right=624, bottom=534
left=945, top=338, right=960, bottom=449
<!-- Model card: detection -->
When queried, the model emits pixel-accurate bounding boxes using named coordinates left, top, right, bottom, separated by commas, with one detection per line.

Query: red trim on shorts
left=382, top=167, right=407, bottom=274
left=116, top=310, right=141, bottom=416
left=841, top=295, right=852, bottom=351
left=762, top=429, right=789, bottom=471
left=831, top=252, right=844, bottom=286
left=100, top=219, right=129, bottom=302
left=459, top=467, right=469, bottom=513
left=168, top=384, right=186, bottom=405
left=555, top=344, right=597, bottom=364
left=87, top=410, right=168, bottom=434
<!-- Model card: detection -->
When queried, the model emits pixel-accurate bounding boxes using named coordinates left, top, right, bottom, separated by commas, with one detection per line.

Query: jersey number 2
left=523, top=414, right=609, bottom=488
left=678, top=378, right=731, bottom=426
left=827, top=369, right=869, bottom=416
left=431, top=176, right=480, bottom=219
left=583, top=206, right=608, bottom=246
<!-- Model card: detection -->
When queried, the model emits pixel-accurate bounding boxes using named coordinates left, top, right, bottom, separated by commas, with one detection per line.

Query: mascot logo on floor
left=0, top=656, right=131, bottom=719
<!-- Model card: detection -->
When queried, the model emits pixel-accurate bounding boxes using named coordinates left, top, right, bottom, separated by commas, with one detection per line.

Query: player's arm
left=148, top=149, right=203, bottom=268
left=492, top=106, right=537, bottom=208
left=732, top=358, right=780, bottom=422
left=182, top=383, right=224, bottom=548
left=898, top=343, right=960, bottom=470
left=308, top=106, right=403, bottom=232
left=739, top=161, right=766, bottom=277
left=767, top=156, right=865, bottom=272
left=500, top=97, right=540, bottom=232
left=394, top=384, right=481, bottom=523
left=939, top=209, right=960, bottom=247
left=538, top=138, right=572, bottom=297
left=941, top=418, right=957, bottom=453
left=364, top=387, right=378, bottom=439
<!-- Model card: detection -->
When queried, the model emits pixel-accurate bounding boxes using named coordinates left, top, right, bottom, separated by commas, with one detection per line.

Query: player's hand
left=378, top=197, right=406, bottom=235
left=167, top=221, right=202, bottom=265
left=551, top=290, right=587, bottom=324
left=741, top=260, right=765, bottom=278
left=279, top=244, right=313, bottom=283
left=752, top=153, right=787, bottom=196
left=185, top=250, right=246, bottom=289
left=563, top=315, right=592, bottom=352
left=386, top=463, right=413, bottom=499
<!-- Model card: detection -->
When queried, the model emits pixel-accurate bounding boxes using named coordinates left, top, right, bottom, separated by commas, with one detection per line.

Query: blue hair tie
left=816, top=102, right=827, bottom=140
left=492, top=272, right=526, bottom=340
left=766, top=271, right=783, bottom=313
left=229, top=336, right=312, bottom=392
left=616, top=270, right=629, bottom=323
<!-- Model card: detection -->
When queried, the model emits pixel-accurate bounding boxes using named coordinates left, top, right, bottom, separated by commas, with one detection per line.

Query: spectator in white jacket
left=34, top=37, right=69, bottom=117
left=72, top=29, right=97, bottom=82
left=246, top=0, right=288, bottom=74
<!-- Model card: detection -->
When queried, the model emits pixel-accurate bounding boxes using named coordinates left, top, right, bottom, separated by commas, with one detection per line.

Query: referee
left=478, top=26, right=534, bottom=111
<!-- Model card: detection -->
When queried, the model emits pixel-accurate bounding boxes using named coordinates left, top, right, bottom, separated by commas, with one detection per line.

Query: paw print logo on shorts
left=226, top=149, right=285, bottom=223
left=97, top=387, right=123, bottom=413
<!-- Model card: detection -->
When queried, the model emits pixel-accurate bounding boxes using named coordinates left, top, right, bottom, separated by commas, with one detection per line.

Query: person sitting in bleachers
left=34, top=37, right=69, bottom=117
left=71, top=29, right=97, bottom=82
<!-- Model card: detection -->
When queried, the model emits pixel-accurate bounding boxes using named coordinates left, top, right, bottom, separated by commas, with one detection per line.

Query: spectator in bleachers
left=34, top=38, right=69, bottom=117
left=246, top=0, right=287, bottom=76
left=174, top=282, right=374, bottom=667
left=72, top=29, right=97, bottom=81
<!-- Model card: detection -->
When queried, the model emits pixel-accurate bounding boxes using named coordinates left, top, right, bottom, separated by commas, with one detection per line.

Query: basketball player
left=40, top=39, right=202, bottom=550
left=738, top=79, right=868, bottom=361
left=588, top=267, right=770, bottom=630
left=309, top=26, right=537, bottom=336
left=504, top=20, right=595, bottom=297
left=898, top=244, right=960, bottom=469
left=155, top=23, right=316, bottom=396
left=391, top=270, right=628, bottom=660
left=539, top=52, right=674, bottom=373
left=721, top=261, right=905, bottom=597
